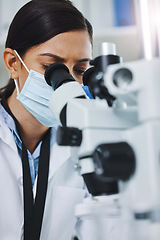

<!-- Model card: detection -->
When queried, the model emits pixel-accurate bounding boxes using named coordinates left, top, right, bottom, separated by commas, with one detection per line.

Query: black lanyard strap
left=28, top=128, right=50, bottom=240
left=1, top=97, right=51, bottom=240
left=22, top=142, right=34, bottom=240
left=22, top=128, right=51, bottom=240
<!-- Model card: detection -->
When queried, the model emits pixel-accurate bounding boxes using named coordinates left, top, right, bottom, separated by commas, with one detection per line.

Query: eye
left=74, top=68, right=85, bottom=76
left=41, top=64, right=50, bottom=70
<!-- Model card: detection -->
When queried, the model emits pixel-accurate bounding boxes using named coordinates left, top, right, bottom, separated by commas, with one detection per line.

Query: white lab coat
left=0, top=118, right=86, bottom=240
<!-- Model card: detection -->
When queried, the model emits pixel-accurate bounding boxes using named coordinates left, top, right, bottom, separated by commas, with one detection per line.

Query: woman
left=0, top=0, right=92, bottom=239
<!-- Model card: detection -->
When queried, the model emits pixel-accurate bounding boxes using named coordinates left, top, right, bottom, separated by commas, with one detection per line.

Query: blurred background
left=0, top=0, right=138, bottom=87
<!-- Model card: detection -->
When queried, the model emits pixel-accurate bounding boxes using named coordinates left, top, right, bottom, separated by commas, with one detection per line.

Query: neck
left=7, top=90, right=49, bottom=154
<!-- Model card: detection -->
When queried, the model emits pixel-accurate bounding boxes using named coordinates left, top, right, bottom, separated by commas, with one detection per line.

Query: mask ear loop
left=13, top=50, right=30, bottom=96
left=14, top=50, right=30, bottom=73
left=14, top=79, right=20, bottom=95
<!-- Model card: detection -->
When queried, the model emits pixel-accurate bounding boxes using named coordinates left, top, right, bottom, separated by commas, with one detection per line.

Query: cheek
left=18, top=70, right=29, bottom=91
left=74, top=77, right=83, bottom=84
left=71, top=70, right=83, bottom=84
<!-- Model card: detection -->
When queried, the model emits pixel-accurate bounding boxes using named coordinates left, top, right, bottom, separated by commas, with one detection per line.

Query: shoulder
left=0, top=117, right=11, bottom=137
left=0, top=117, right=18, bottom=153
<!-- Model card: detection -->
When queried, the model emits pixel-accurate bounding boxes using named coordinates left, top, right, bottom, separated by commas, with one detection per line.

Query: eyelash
left=74, top=69, right=85, bottom=76
left=42, top=64, right=50, bottom=70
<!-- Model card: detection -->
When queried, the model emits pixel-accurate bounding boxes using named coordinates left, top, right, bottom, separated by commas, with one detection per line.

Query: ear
left=3, top=48, right=21, bottom=79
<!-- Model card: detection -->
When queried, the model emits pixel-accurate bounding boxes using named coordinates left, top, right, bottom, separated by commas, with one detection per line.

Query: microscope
left=44, top=41, right=160, bottom=239
left=44, top=0, right=160, bottom=238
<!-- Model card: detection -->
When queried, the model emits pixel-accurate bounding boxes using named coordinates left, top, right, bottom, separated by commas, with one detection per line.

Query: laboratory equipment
left=44, top=43, right=160, bottom=239
left=44, top=0, right=160, bottom=238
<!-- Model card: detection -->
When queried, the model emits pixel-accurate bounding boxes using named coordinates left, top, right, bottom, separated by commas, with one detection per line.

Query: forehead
left=26, top=30, right=92, bottom=60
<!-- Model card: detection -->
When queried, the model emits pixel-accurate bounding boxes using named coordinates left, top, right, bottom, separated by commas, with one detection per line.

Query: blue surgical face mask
left=14, top=50, right=60, bottom=127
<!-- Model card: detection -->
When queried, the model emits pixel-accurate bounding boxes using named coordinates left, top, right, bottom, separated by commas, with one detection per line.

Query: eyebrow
left=38, top=53, right=91, bottom=63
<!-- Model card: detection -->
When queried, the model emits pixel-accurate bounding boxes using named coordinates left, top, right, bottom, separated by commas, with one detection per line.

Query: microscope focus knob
left=56, top=126, right=82, bottom=146
left=93, top=142, right=136, bottom=181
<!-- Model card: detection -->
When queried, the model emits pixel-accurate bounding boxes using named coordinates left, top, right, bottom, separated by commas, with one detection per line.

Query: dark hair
left=0, top=0, right=93, bottom=98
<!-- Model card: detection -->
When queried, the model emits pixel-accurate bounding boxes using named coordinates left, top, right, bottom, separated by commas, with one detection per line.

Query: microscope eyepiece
left=45, top=62, right=75, bottom=90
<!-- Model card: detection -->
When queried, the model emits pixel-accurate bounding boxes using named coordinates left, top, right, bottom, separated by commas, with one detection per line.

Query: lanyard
left=24, top=129, right=50, bottom=240
left=1, top=97, right=51, bottom=240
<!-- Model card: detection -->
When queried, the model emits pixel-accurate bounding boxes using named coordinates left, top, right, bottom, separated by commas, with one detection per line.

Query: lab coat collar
left=48, top=142, right=71, bottom=180
left=0, top=118, right=19, bottom=154
left=0, top=118, right=72, bottom=183
left=33, top=143, right=71, bottom=197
